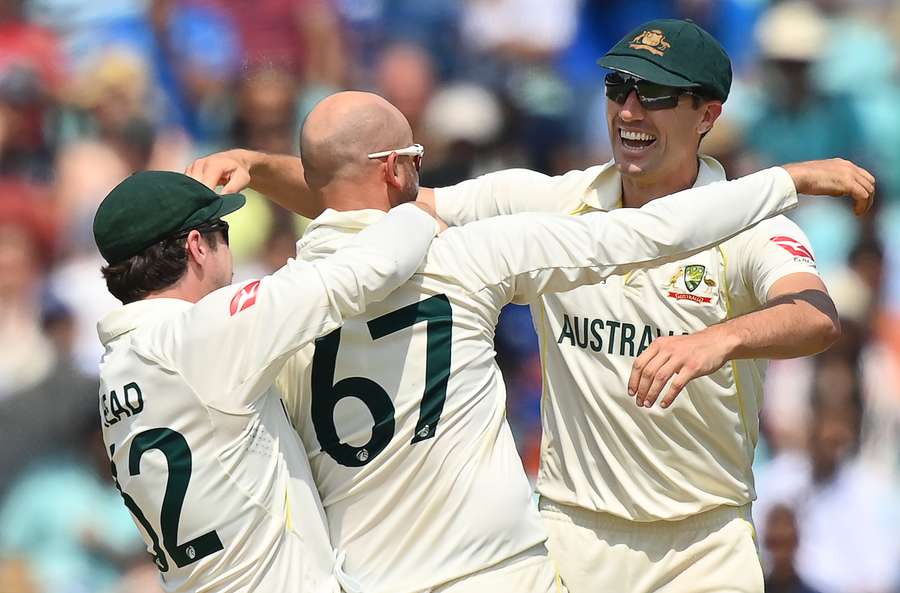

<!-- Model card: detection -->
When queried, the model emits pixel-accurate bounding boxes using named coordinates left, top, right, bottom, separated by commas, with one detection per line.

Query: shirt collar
left=578, top=155, right=727, bottom=212
left=97, top=298, right=192, bottom=345
left=296, top=208, right=387, bottom=260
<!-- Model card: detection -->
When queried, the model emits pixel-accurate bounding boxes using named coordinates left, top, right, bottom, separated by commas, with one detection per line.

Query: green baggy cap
left=93, top=171, right=246, bottom=264
left=598, top=19, right=732, bottom=102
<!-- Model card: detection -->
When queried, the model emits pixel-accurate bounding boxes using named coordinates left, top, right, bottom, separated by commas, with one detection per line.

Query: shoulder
left=721, top=214, right=810, bottom=253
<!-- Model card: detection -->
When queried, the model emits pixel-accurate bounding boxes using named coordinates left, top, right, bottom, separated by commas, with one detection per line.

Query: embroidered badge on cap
left=629, top=30, right=672, bottom=56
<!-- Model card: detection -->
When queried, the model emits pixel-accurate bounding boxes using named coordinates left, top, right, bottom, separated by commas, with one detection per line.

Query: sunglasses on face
left=367, top=143, right=425, bottom=172
left=177, top=219, right=230, bottom=246
left=604, top=72, right=699, bottom=110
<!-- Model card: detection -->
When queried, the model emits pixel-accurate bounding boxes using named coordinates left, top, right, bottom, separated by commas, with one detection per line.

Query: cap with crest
left=93, top=171, right=245, bottom=264
left=598, top=19, right=732, bottom=102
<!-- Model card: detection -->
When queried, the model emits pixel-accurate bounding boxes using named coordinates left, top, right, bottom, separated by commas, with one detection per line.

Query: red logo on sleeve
left=770, top=236, right=815, bottom=261
left=230, top=280, right=261, bottom=316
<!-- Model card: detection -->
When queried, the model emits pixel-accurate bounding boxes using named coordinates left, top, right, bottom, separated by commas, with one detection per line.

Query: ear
left=184, top=230, right=208, bottom=265
left=383, top=152, right=403, bottom=190
left=698, top=101, right=723, bottom=135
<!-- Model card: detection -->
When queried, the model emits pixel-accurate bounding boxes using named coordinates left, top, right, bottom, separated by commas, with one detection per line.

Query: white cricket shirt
left=435, top=157, right=819, bottom=521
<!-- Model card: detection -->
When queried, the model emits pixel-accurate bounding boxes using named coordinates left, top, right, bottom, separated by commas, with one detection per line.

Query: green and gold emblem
left=684, top=265, right=706, bottom=292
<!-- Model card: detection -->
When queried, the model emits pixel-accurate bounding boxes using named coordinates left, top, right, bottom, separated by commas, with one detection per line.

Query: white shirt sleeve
left=729, top=215, right=821, bottom=304
left=433, top=168, right=589, bottom=225
left=150, top=203, right=437, bottom=412
left=440, top=167, right=799, bottom=303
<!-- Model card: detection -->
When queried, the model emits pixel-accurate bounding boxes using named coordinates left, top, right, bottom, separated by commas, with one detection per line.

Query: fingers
left=185, top=159, right=218, bottom=189
left=857, top=165, right=876, bottom=188
left=629, top=345, right=670, bottom=405
left=659, top=368, right=698, bottom=409
left=185, top=157, right=244, bottom=192
left=640, top=359, right=680, bottom=408
left=222, top=168, right=251, bottom=193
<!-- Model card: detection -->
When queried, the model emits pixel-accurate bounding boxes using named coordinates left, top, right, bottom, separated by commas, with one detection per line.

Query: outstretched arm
left=151, top=203, right=439, bottom=412
left=187, top=151, right=875, bottom=222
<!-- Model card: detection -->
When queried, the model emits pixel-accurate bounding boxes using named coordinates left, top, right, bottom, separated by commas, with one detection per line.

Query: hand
left=410, top=201, right=448, bottom=234
left=185, top=149, right=255, bottom=193
left=781, top=158, right=875, bottom=216
left=627, top=326, right=733, bottom=408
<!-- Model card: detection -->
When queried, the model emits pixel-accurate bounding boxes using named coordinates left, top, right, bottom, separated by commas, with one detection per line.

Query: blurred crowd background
left=0, top=0, right=899, bottom=592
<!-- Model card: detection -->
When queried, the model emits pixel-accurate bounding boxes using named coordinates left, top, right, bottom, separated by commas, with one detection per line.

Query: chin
left=616, top=160, right=647, bottom=177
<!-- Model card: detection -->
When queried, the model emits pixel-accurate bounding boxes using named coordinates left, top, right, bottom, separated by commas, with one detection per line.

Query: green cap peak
left=93, top=171, right=245, bottom=264
left=598, top=19, right=732, bottom=102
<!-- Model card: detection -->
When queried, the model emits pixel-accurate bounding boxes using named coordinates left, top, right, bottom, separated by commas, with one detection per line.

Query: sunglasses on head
left=604, top=72, right=701, bottom=110
left=367, top=143, right=425, bottom=172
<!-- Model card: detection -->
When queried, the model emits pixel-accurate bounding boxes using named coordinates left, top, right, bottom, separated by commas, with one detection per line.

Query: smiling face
left=606, top=82, right=722, bottom=186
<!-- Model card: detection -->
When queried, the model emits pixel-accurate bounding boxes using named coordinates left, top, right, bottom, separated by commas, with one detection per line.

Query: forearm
left=714, top=290, right=840, bottom=360
left=241, top=150, right=325, bottom=218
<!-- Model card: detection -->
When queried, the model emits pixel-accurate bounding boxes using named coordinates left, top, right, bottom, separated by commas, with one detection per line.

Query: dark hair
left=101, top=230, right=222, bottom=304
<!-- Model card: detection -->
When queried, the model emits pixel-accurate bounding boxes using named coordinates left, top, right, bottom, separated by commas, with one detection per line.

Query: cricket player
left=186, top=31, right=873, bottom=592
left=429, top=21, right=875, bottom=593
left=93, top=170, right=440, bottom=593
left=250, top=92, right=865, bottom=593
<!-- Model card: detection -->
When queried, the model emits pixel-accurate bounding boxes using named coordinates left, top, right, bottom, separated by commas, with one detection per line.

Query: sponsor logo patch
left=230, top=280, right=261, bottom=316
left=770, top=235, right=815, bottom=263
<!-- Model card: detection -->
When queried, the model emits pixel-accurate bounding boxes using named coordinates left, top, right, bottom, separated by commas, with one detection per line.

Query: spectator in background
left=806, top=0, right=900, bottom=201
left=763, top=505, right=825, bottom=593
left=743, top=1, right=864, bottom=168
left=0, top=416, right=145, bottom=593
left=374, top=43, right=435, bottom=141
left=37, top=0, right=242, bottom=144
left=0, top=186, right=56, bottom=395
left=232, top=66, right=299, bottom=156
left=337, top=0, right=461, bottom=78
left=200, top=0, right=345, bottom=86
left=754, top=383, right=900, bottom=593
left=0, top=188, right=99, bottom=497
left=419, top=82, right=507, bottom=187
left=460, top=0, right=579, bottom=173
left=0, top=0, right=66, bottom=182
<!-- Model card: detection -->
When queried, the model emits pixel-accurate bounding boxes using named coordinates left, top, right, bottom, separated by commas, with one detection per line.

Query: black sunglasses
left=604, top=72, right=700, bottom=110
left=175, top=219, right=230, bottom=246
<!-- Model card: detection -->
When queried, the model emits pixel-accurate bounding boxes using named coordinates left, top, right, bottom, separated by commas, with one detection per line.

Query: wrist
left=711, top=321, right=745, bottom=361
left=238, top=149, right=263, bottom=173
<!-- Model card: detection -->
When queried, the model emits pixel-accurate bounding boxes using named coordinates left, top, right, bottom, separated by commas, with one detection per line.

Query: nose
left=619, top=90, right=644, bottom=122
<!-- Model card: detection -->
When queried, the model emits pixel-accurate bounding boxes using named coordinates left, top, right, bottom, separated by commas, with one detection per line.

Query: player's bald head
left=300, top=91, right=413, bottom=189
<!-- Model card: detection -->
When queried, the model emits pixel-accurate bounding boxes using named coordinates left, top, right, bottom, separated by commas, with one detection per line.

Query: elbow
left=814, top=313, right=841, bottom=353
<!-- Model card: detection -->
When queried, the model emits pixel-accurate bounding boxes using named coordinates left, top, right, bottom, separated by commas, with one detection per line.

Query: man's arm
left=451, top=166, right=800, bottom=302
left=627, top=274, right=838, bottom=409
left=151, top=203, right=439, bottom=411
left=186, top=149, right=324, bottom=218
left=627, top=207, right=844, bottom=410
left=187, top=152, right=874, bottom=221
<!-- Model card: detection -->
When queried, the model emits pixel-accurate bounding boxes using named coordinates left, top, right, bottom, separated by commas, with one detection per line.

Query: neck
left=318, top=179, right=392, bottom=213
left=621, top=157, right=700, bottom=208
left=145, top=279, right=205, bottom=304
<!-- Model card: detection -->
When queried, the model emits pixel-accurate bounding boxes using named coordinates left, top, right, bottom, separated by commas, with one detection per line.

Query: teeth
left=620, top=130, right=656, bottom=141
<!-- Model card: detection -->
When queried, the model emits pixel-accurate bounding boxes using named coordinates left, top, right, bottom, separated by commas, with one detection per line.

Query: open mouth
left=619, top=129, right=657, bottom=152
